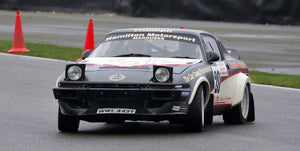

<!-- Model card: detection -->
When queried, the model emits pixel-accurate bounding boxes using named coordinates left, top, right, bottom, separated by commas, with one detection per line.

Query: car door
left=201, top=34, right=232, bottom=106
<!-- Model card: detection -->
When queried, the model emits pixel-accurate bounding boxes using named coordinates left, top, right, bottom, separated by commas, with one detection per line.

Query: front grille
left=99, top=90, right=136, bottom=101
left=152, top=91, right=172, bottom=98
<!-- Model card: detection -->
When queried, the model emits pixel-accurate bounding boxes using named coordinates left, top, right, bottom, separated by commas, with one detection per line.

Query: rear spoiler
left=226, top=48, right=240, bottom=60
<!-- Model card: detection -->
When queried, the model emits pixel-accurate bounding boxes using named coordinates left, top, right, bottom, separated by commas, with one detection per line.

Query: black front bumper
left=53, top=83, right=191, bottom=122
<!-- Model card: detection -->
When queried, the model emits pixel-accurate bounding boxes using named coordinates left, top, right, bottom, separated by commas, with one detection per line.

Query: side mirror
left=207, top=51, right=220, bottom=63
left=82, top=49, right=92, bottom=60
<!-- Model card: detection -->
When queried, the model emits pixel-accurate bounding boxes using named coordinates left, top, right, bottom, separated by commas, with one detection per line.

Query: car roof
left=107, top=28, right=219, bottom=40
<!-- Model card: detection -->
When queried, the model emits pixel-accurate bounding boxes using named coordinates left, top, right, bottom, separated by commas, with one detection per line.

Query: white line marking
left=219, top=33, right=300, bottom=39
left=0, top=52, right=73, bottom=63
left=252, top=83, right=300, bottom=91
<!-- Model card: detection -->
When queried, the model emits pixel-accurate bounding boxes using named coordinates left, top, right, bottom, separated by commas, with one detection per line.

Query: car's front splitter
left=59, top=102, right=188, bottom=122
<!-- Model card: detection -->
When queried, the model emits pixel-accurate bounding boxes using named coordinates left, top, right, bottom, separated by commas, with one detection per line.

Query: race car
left=53, top=28, right=255, bottom=132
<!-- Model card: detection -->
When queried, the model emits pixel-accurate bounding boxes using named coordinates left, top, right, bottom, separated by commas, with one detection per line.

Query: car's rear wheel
left=183, top=85, right=204, bottom=132
left=223, top=85, right=251, bottom=124
left=247, top=92, right=255, bottom=122
left=58, top=107, right=79, bottom=132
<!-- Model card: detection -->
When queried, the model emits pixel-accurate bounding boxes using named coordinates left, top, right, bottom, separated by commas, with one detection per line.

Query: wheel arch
left=188, top=77, right=210, bottom=107
left=231, top=73, right=252, bottom=107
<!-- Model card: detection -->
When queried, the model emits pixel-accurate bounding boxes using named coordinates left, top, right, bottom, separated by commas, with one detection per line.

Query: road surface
left=0, top=53, right=299, bottom=151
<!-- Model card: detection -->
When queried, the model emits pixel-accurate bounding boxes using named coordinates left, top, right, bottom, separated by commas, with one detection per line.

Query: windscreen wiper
left=114, top=53, right=151, bottom=57
left=171, top=56, right=196, bottom=59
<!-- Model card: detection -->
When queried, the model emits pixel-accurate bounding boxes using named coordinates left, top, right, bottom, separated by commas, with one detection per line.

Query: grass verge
left=0, top=40, right=82, bottom=61
left=1, top=40, right=299, bottom=89
left=249, top=70, right=300, bottom=89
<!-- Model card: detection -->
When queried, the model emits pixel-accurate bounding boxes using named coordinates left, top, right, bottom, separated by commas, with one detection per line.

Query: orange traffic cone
left=76, top=19, right=94, bottom=62
left=7, top=11, right=30, bottom=53
left=83, top=19, right=94, bottom=51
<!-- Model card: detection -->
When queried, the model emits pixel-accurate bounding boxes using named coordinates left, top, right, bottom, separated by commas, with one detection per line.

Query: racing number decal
left=213, top=70, right=221, bottom=94
left=212, top=62, right=228, bottom=95
left=212, top=66, right=221, bottom=94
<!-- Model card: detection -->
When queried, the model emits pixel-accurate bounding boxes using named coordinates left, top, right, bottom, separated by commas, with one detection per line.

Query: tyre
left=247, top=92, right=255, bottom=122
left=223, top=85, right=252, bottom=124
left=58, top=107, right=79, bottom=132
left=183, top=85, right=204, bottom=132
left=204, top=94, right=213, bottom=125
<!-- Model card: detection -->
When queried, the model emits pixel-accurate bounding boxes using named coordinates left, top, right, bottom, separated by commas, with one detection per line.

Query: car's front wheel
left=204, top=95, right=213, bottom=125
left=183, top=85, right=204, bottom=132
left=58, top=107, right=79, bottom=132
left=223, top=85, right=254, bottom=124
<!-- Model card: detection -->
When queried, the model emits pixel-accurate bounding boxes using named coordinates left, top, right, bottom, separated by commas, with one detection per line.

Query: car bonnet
left=82, top=57, right=201, bottom=74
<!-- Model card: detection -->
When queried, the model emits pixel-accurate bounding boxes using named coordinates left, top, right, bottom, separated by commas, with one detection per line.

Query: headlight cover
left=65, top=64, right=85, bottom=81
left=153, top=66, right=173, bottom=83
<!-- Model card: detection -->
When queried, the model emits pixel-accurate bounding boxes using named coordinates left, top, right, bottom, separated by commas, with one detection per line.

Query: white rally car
left=53, top=28, right=255, bottom=132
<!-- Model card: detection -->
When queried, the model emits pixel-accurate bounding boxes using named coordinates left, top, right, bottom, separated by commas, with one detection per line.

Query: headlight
left=154, top=66, right=173, bottom=82
left=65, top=64, right=85, bottom=81
left=155, top=67, right=170, bottom=82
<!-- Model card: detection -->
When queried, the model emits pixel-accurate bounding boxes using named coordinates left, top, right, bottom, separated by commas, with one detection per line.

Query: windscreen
left=89, top=32, right=203, bottom=59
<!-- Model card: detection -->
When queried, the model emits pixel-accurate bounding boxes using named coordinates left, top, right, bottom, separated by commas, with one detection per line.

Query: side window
left=217, top=41, right=227, bottom=54
left=202, top=35, right=221, bottom=60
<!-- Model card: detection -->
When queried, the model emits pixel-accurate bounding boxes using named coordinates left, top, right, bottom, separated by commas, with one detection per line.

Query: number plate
left=97, top=108, right=136, bottom=114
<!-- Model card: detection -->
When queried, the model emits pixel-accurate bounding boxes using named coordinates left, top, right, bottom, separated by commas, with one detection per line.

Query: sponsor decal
left=85, top=57, right=198, bottom=68
left=180, top=91, right=190, bottom=97
left=214, top=96, right=232, bottom=102
left=105, top=32, right=197, bottom=43
left=171, top=105, right=188, bottom=112
left=228, top=62, right=248, bottom=69
left=105, top=33, right=144, bottom=41
left=97, top=108, right=136, bottom=114
left=216, top=62, right=229, bottom=77
left=109, top=74, right=126, bottom=81
left=183, top=66, right=211, bottom=83
left=172, top=106, right=181, bottom=111
left=134, top=28, right=173, bottom=33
